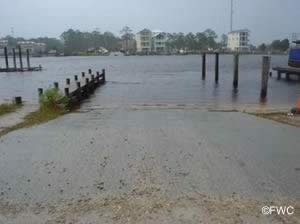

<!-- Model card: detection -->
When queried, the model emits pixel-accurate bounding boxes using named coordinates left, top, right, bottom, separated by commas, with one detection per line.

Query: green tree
left=258, top=43, right=267, bottom=52
left=220, top=34, right=228, bottom=48
left=204, top=29, right=218, bottom=49
left=120, top=26, right=134, bottom=51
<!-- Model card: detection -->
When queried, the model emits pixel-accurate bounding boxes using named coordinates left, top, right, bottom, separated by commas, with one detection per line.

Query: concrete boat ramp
left=0, top=103, right=299, bottom=223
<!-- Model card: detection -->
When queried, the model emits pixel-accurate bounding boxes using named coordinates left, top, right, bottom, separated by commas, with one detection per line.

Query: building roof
left=152, top=32, right=166, bottom=38
left=137, top=29, right=151, bottom=34
left=228, top=29, right=250, bottom=34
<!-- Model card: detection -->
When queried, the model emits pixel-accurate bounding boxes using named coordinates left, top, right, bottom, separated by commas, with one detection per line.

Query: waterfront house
left=17, top=41, right=46, bottom=55
left=227, top=29, right=250, bottom=52
left=136, top=29, right=167, bottom=54
left=136, top=29, right=152, bottom=54
left=152, top=32, right=167, bottom=53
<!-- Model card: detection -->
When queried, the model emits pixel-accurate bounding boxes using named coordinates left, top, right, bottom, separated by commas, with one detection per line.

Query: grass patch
left=0, top=107, right=66, bottom=137
left=0, top=103, right=22, bottom=116
left=0, top=88, right=70, bottom=137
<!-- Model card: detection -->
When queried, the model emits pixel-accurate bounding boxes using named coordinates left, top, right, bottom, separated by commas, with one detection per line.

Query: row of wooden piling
left=38, top=69, right=106, bottom=106
left=201, top=53, right=271, bottom=99
left=1, top=46, right=41, bottom=72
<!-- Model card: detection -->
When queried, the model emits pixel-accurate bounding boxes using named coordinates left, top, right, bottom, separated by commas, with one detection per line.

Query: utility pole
left=230, top=0, right=233, bottom=32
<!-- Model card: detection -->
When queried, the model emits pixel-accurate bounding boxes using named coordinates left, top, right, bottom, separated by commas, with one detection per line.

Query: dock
left=272, top=66, right=300, bottom=80
left=38, top=69, right=106, bottom=106
left=0, top=46, right=42, bottom=73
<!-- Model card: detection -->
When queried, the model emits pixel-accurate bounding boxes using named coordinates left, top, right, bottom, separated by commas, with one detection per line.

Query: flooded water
left=0, top=55, right=299, bottom=110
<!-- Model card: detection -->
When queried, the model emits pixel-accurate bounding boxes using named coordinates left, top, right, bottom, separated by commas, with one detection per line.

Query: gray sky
left=1, top=0, right=299, bottom=44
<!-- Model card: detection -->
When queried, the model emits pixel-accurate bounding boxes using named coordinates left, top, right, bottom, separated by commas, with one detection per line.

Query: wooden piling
left=277, top=72, right=281, bottom=80
left=18, top=45, right=23, bottom=71
left=269, top=71, right=272, bottom=77
left=88, top=69, right=92, bottom=74
left=91, top=75, right=95, bottom=81
left=12, top=48, right=17, bottom=69
left=26, top=49, right=31, bottom=69
left=4, top=47, right=9, bottom=70
left=54, top=82, right=59, bottom=89
left=102, top=69, right=106, bottom=82
left=74, top=75, right=78, bottom=81
left=260, top=56, right=271, bottom=99
left=64, top=88, right=69, bottom=96
left=66, top=78, right=70, bottom=85
left=233, top=54, right=239, bottom=89
left=215, top=52, right=219, bottom=83
left=82, top=72, right=85, bottom=77
left=38, top=88, right=43, bottom=96
left=202, top=53, right=206, bottom=80
left=77, top=82, right=81, bottom=88
left=85, top=78, right=89, bottom=85
left=14, top=96, right=22, bottom=105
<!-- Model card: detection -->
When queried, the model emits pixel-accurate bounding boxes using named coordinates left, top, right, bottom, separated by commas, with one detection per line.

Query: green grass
left=0, top=103, right=22, bottom=116
left=0, top=107, right=66, bottom=137
left=0, top=88, right=70, bottom=137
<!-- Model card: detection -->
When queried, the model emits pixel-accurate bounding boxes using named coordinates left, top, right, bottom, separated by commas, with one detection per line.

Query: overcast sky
left=1, top=0, right=299, bottom=44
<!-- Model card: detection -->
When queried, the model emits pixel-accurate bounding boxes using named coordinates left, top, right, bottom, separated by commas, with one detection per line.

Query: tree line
left=167, top=30, right=229, bottom=52
left=257, top=39, right=290, bottom=52
left=1, top=27, right=291, bottom=55
left=61, top=29, right=121, bottom=55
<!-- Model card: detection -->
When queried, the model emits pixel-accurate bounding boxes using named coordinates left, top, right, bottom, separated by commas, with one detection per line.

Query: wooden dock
left=38, top=69, right=106, bottom=106
left=272, top=66, right=300, bottom=80
left=0, top=46, right=42, bottom=73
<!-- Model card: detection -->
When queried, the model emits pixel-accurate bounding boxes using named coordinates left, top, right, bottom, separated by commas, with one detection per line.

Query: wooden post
left=286, top=73, right=291, bottom=81
left=202, top=53, right=206, bottom=80
left=233, top=53, right=239, bottom=89
left=38, top=88, right=43, bottom=96
left=64, top=88, right=69, bottom=96
left=26, top=49, right=31, bottom=69
left=91, top=75, right=95, bottom=81
left=277, top=72, right=281, bottom=80
left=215, top=52, right=219, bottom=83
left=4, top=47, right=9, bottom=70
left=260, top=56, right=271, bottom=99
left=102, top=69, right=106, bottom=82
left=66, top=78, right=70, bottom=85
left=18, top=45, right=23, bottom=71
left=77, top=82, right=81, bottom=88
left=74, top=75, right=78, bottom=81
left=82, top=72, right=85, bottom=77
left=12, top=48, right=17, bottom=69
left=269, top=71, right=272, bottom=77
left=85, top=78, right=89, bottom=85
left=14, top=96, right=22, bottom=105
left=54, top=82, right=59, bottom=89
left=88, top=69, right=92, bottom=74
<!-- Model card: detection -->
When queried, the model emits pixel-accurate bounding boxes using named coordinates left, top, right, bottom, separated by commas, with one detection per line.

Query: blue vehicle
left=288, top=40, right=300, bottom=68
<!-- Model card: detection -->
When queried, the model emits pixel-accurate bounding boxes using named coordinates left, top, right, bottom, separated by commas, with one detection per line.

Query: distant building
left=17, top=41, right=46, bottom=55
left=152, top=32, right=167, bottom=53
left=0, top=39, right=8, bottom=48
left=0, top=40, right=8, bottom=55
left=136, top=29, right=167, bottom=54
left=227, top=29, right=250, bottom=52
left=136, top=29, right=152, bottom=54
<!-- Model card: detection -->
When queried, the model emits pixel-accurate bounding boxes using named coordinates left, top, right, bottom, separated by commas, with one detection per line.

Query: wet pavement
left=0, top=106, right=299, bottom=223
left=0, top=54, right=300, bottom=222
